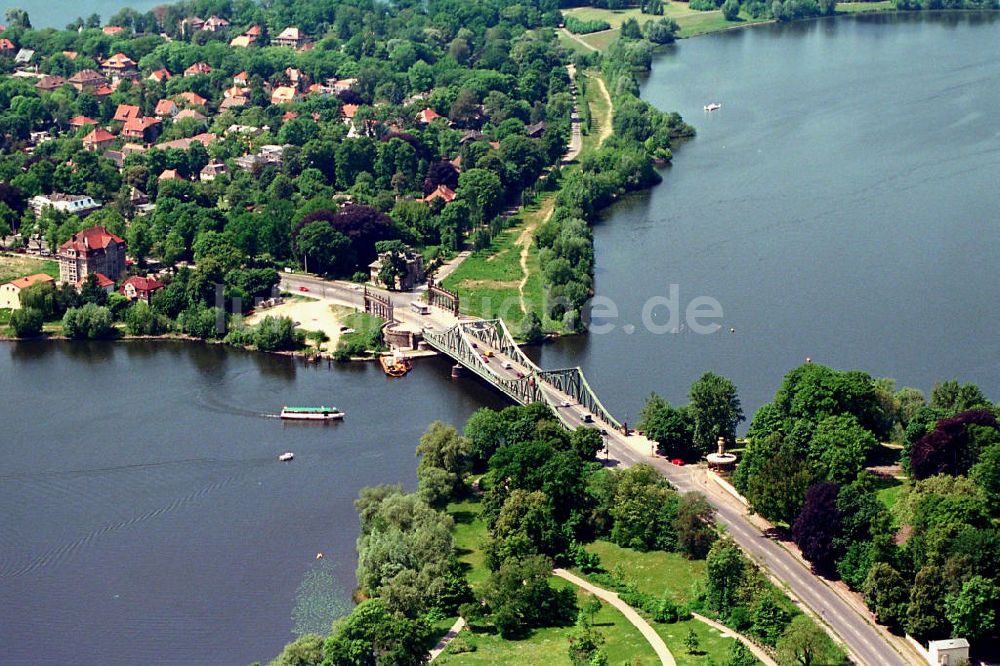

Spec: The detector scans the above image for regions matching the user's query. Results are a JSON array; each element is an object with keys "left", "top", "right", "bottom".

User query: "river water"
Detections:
[
  {"left": 538, "top": 12, "right": 1000, "bottom": 424},
  {"left": 2, "top": 11, "right": 999, "bottom": 666}
]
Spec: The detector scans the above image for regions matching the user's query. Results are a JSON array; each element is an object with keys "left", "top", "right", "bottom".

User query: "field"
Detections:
[
  {"left": 441, "top": 498, "right": 661, "bottom": 664},
  {"left": 334, "top": 311, "right": 385, "bottom": 357},
  {"left": 0, "top": 253, "right": 59, "bottom": 283},
  {"left": 837, "top": 1, "right": 893, "bottom": 11}
]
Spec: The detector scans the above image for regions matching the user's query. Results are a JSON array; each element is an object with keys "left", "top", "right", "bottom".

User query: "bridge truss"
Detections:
[{"left": 423, "top": 319, "right": 622, "bottom": 432}]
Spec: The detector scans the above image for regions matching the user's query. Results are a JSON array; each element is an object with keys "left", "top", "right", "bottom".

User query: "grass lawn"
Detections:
[
  {"left": 875, "top": 476, "right": 907, "bottom": 527},
  {"left": 0, "top": 308, "right": 11, "bottom": 326},
  {"left": 564, "top": 4, "right": 771, "bottom": 45},
  {"left": 448, "top": 498, "right": 491, "bottom": 590},
  {"left": 579, "top": 70, "right": 613, "bottom": 158},
  {"left": 579, "top": 541, "right": 766, "bottom": 665},
  {"left": 0, "top": 253, "right": 59, "bottom": 283},
  {"left": 837, "top": 1, "right": 893, "bottom": 11},
  {"left": 334, "top": 311, "right": 384, "bottom": 356}
]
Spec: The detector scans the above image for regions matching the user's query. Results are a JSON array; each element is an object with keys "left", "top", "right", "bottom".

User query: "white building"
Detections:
[
  {"left": 30, "top": 193, "right": 101, "bottom": 218},
  {"left": 927, "top": 639, "right": 969, "bottom": 666},
  {"left": 0, "top": 273, "right": 54, "bottom": 309}
]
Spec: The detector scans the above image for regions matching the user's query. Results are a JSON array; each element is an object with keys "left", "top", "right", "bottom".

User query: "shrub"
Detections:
[
  {"left": 9, "top": 306, "right": 43, "bottom": 338},
  {"left": 564, "top": 16, "right": 612, "bottom": 34},
  {"left": 62, "top": 304, "right": 115, "bottom": 339}
]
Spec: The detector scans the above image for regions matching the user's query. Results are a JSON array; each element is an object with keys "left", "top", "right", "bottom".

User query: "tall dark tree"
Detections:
[
  {"left": 792, "top": 483, "right": 841, "bottom": 574},
  {"left": 910, "top": 410, "right": 999, "bottom": 480},
  {"left": 688, "top": 372, "right": 744, "bottom": 455}
]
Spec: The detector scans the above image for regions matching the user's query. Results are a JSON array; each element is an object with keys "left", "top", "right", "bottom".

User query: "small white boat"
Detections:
[
  {"left": 704, "top": 102, "right": 722, "bottom": 112},
  {"left": 278, "top": 452, "right": 295, "bottom": 462},
  {"left": 280, "top": 406, "right": 344, "bottom": 421}
]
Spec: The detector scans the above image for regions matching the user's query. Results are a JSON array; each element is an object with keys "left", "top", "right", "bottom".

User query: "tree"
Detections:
[
  {"left": 749, "top": 593, "right": 791, "bottom": 646},
  {"left": 904, "top": 565, "right": 949, "bottom": 640},
  {"left": 62, "top": 304, "right": 115, "bottom": 339},
  {"left": 674, "top": 492, "right": 716, "bottom": 559},
  {"left": 722, "top": 0, "right": 741, "bottom": 20},
  {"left": 296, "top": 220, "right": 353, "bottom": 275},
  {"left": 609, "top": 464, "right": 679, "bottom": 551},
  {"left": 456, "top": 169, "right": 503, "bottom": 225},
  {"left": 78, "top": 273, "right": 109, "bottom": 306},
  {"left": 742, "top": 434, "right": 813, "bottom": 524},
  {"left": 269, "top": 633, "right": 324, "bottom": 666},
  {"left": 323, "top": 598, "right": 431, "bottom": 666},
  {"left": 724, "top": 642, "right": 757, "bottom": 666},
  {"left": 862, "top": 563, "right": 908, "bottom": 630},
  {"left": 910, "top": 410, "right": 999, "bottom": 480},
  {"left": 9, "top": 307, "right": 43, "bottom": 338},
  {"left": 705, "top": 538, "right": 747, "bottom": 614},
  {"left": 683, "top": 627, "right": 700, "bottom": 654},
  {"left": 792, "top": 483, "right": 842, "bottom": 573},
  {"left": 518, "top": 311, "right": 544, "bottom": 344},
  {"left": 689, "top": 372, "right": 744, "bottom": 456},
  {"left": 776, "top": 616, "right": 842, "bottom": 666},
  {"left": 944, "top": 575, "right": 999, "bottom": 641},
  {"left": 971, "top": 442, "right": 1000, "bottom": 508},
  {"left": 639, "top": 394, "right": 694, "bottom": 458},
  {"left": 773, "top": 364, "right": 886, "bottom": 439},
  {"left": 124, "top": 301, "right": 167, "bottom": 336},
  {"left": 478, "top": 555, "right": 577, "bottom": 639},
  {"left": 930, "top": 380, "right": 989, "bottom": 413}
]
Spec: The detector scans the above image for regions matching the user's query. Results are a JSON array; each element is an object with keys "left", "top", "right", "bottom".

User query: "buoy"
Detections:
[
  {"left": 806, "top": 357, "right": 812, "bottom": 363},
  {"left": 729, "top": 327, "right": 735, "bottom": 333},
  {"left": 316, "top": 552, "right": 324, "bottom": 560}
]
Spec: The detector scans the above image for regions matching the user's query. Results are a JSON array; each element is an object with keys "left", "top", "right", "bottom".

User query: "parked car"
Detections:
[
  {"left": 299, "top": 286, "right": 309, "bottom": 292},
  {"left": 671, "top": 458, "right": 685, "bottom": 466}
]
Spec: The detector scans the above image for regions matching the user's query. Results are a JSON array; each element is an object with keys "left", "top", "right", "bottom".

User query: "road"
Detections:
[{"left": 453, "top": 336, "right": 911, "bottom": 666}]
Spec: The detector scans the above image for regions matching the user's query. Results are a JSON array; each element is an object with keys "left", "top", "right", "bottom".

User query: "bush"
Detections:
[
  {"left": 564, "top": 16, "right": 612, "bottom": 34},
  {"left": 124, "top": 301, "right": 169, "bottom": 336},
  {"left": 9, "top": 307, "right": 43, "bottom": 338}
]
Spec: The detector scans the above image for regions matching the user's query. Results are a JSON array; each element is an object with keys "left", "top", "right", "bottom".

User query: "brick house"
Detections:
[
  {"left": 119, "top": 275, "right": 164, "bottom": 303},
  {"left": 57, "top": 226, "right": 127, "bottom": 284}
]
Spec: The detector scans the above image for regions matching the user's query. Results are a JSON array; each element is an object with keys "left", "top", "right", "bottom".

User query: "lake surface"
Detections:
[
  {"left": 538, "top": 12, "right": 1000, "bottom": 424},
  {"left": 0, "top": 342, "right": 506, "bottom": 665},
  {"left": 0, "top": 0, "right": 163, "bottom": 30},
  {"left": 2, "top": 11, "right": 999, "bottom": 666}
]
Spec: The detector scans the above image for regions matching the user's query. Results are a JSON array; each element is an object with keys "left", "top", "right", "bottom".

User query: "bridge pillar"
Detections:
[{"left": 450, "top": 364, "right": 463, "bottom": 378}]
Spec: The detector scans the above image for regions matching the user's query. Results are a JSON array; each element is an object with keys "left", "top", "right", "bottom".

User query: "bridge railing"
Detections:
[{"left": 537, "top": 367, "right": 622, "bottom": 432}]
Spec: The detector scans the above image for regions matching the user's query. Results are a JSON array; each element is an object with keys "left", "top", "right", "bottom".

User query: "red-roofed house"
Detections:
[
  {"left": 159, "top": 169, "right": 180, "bottom": 182},
  {"left": 113, "top": 104, "right": 141, "bottom": 123},
  {"left": 416, "top": 108, "right": 442, "bottom": 125},
  {"left": 0, "top": 273, "right": 55, "bottom": 310},
  {"left": 93, "top": 84, "right": 114, "bottom": 98},
  {"left": 233, "top": 71, "right": 249, "bottom": 87},
  {"left": 102, "top": 26, "right": 124, "bottom": 35},
  {"left": 119, "top": 275, "right": 165, "bottom": 303},
  {"left": 341, "top": 104, "right": 359, "bottom": 121},
  {"left": 420, "top": 184, "right": 457, "bottom": 204},
  {"left": 184, "top": 62, "right": 212, "bottom": 77},
  {"left": 82, "top": 127, "right": 116, "bottom": 152},
  {"left": 154, "top": 99, "right": 178, "bottom": 118},
  {"left": 0, "top": 38, "right": 15, "bottom": 55},
  {"left": 121, "top": 117, "right": 161, "bottom": 142},
  {"left": 75, "top": 272, "right": 115, "bottom": 293},
  {"left": 58, "top": 226, "right": 127, "bottom": 284},
  {"left": 101, "top": 52, "right": 138, "bottom": 79},
  {"left": 175, "top": 109, "right": 207, "bottom": 122},
  {"left": 69, "top": 115, "right": 98, "bottom": 129},
  {"left": 148, "top": 68, "right": 171, "bottom": 83},
  {"left": 62, "top": 50, "right": 78, "bottom": 60},
  {"left": 175, "top": 91, "right": 207, "bottom": 107},
  {"left": 223, "top": 85, "right": 245, "bottom": 99}
]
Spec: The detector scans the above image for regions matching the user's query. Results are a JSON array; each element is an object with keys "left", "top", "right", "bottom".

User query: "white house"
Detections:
[
  {"left": 30, "top": 193, "right": 101, "bottom": 218},
  {"left": 0, "top": 273, "right": 54, "bottom": 309}
]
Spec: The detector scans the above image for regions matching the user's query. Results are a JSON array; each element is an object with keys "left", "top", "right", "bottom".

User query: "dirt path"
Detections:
[
  {"left": 560, "top": 27, "right": 601, "bottom": 52},
  {"left": 246, "top": 299, "right": 350, "bottom": 351},
  {"left": 515, "top": 196, "right": 555, "bottom": 314},
  {"left": 594, "top": 75, "right": 613, "bottom": 146},
  {"left": 554, "top": 568, "right": 675, "bottom": 666}
]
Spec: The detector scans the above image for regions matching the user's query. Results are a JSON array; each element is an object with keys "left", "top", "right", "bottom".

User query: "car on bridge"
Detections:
[{"left": 583, "top": 413, "right": 593, "bottom": 423}]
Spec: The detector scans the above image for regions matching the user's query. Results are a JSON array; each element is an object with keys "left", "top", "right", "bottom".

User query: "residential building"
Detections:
[
  {"left": 119, "top": 275, "right": 164, "bottom": 303},
  {"left": 203, "top": 16, "right": 230, "bottom": 32},
  {"left": 82, "top": 127, "right": 116, "bottom": 152},
  {"left": 101, "top": 52, "right": 138, "bottom": 79},
  {"left": 174, "top": 109, "right": 206, "bottom": 122},
  {"left": 270, "top": 85, "right": 299, "bottom": 105},
  {"left": 229, "top": 34, "right": 253, "bottom": 48},
  {"left": 113, "top": 103, "right": 141, "bottom": 123},
  {"left": 159, "top": 169, "right": 181, "bottom": 182},
  {"left": 69, "top": 115, "right": 97, "bottom": 129},
  {"left": 156, "top": 132, "right": 217, "bottom": 151},
  {"left": 175, "top": 91, "right": 207, "bottom": 107},
  {"left": 102, "top": 25, "right": 124, "bottom": 35},
  {"left": 416, "top": 108, "right": 442, "bottom": 125},
  {"left": 148, "top": 68, "right": 171, "bottom": 83},
  {"left": 35, "top": 75, "right": 67, "bottom": 92},
  {"left": 272, "top": 26, "right": 305, "bottom": 48},
  {"left": 0, "top": 38, "right": 14, "bottom": 55},
  {"left": 180, "top": 16, "right": 205, "bottom": 33},
  {"left": 368, "top": 248, "right": 425, "bottom": 291},
  {"left": 68, "top": 69, "right": 107, "bottom": 92},
  {"left": 31, "top": 193, "right": 101, "bottom": 218},
  {"left": 330, "top": 77, "right": 357, "bottom": 92},
  {"left": 154, "top": 99, "right": 178, "bottom": 118},
  {"left": 526, "top": 121, "right": 546, "bottom": 138},
  {"left": 76, "top": 272, "right": 114, "bottom": 293},
  {"left": 57, "top": 226, "right": 126, "bottom": 284},
  {"left": 121, "top": 116, "right": 161, "bottom": 142},
  {"left": 184, "top": 62, "right": 212, "bottom": 77},
  {"left": 14, "top": 48, "right": 34, "bottom": 65},
  {"left": 200, "top": 161, "right": 228, "bottom": 182},
  {"left": 420, "top": 184, "right": 457, "bottom": 204},
  {"left": 233, "top": 71, "right": 249, "bottom": 87},
  {"left": 0, "top": 273, "right": 54, "bottom": 309},
  {"left": 219, "top": 96, "right": 247, "bottom": 111}
]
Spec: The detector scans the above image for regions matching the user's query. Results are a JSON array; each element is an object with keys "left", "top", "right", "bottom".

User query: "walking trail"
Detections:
[
  {"left": 427, "top": 617, "right": 466, "bottom": 662},
  {"left": 554, "top": 568, "right": 675, "bottom": 666},
  {"left": 515, "top": 196, "right": 554, "bottom": 314}
]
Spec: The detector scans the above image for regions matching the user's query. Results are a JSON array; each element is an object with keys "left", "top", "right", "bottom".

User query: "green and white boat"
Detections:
[{"left": 280, "top": 406, "right": 344, "bottom": 421}]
